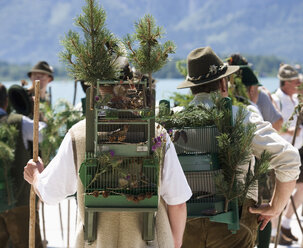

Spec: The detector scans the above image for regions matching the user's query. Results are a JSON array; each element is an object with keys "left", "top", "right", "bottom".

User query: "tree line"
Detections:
[{"left": 0, "top": 54, "right": 295, "bottom": 82}]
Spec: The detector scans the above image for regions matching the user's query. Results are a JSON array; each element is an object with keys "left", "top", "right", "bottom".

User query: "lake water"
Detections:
[{"left": 2, "top": 77, "right": 279, "bottom": 107}]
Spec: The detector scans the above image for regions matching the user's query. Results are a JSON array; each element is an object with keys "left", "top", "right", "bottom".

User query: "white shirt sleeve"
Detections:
[
  {"left": 22, "top": 116, "right": 47, "bottom": 149},
  {"left": 160, "top": 134, "right": 192, "bottom": 205},
  {"left": 245, "top": 109, "right": 301, "bottom": 183},
  {"left": 36, "top": 132, "right": 77, "bottom": 205}
]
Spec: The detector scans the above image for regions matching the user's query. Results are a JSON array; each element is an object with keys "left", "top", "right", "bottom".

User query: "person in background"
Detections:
[
  {"left": 28, "top": 61, "right": 54, "bottom": 103},
  {"left": 227, "top": 54, "right": 283, "bottom": 131},
  {"left": 0, "top": 83, "right": 46, "bottom": 247},
  {"left": 228, "top": 55, "right": 284, "bottom": 247},
  {"left": 237, "top": 65, "right": 277, "bottom": 248},
  {"left": 237, "top": 65, "right": 263, "bottom": 117},
  {"left": 271, "top": 64, "right": 303, "bottom": 245},
  {"left": 178, "top": 47, "right": 300, "bottom": 248}
]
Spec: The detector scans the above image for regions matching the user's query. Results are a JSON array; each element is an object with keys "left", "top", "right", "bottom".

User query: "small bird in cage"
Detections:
[{"left": 108, "top": 125, "right": 129, "bottom": 142}]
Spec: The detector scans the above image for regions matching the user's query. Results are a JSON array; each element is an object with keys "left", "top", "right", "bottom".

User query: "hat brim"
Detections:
[
  {"left": 177, "top": 65, "right": 239, "bottom": 89},
  {"left": 28, "top": 69, "right": 54, "bottom": 80},
  {"left": 277, "top": 75, "right": 299, "bottom": 81}
]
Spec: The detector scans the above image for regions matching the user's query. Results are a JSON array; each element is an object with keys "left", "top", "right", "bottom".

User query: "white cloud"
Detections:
[
  {"left": 49, "top": 2, "right": 72, "bottom": 26},
  {"left": 205, "top": 32, "right": 229, "bottom": 45}
]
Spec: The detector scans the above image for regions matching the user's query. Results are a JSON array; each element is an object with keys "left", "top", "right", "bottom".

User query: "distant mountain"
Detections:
[{"left": 1, "top": 0, "right": 303, "bottom": 66}]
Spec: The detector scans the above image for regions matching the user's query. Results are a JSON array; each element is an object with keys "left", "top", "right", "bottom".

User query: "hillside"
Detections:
[{"left": 0, "top": 0, "right": 303, "bottom": 66}]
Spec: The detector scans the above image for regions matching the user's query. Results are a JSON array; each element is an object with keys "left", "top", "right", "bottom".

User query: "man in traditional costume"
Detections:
[
  {"left": 178, "top": 47, "right": 300, "bottom": 248},
  {"left": 24, "top": 81, "right": 192, "bottom": 248},
  {"left": 28, "top": 61, "right": 54, "bottom": 103},
  {"left": 271, "top": 64, "right": 303, "bottom": 245}
]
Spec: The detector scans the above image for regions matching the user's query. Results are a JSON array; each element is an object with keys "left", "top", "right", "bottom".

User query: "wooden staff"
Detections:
[
  {"left": 29, "top": 80, "right": 40, "bottom": 248},
  {"left": 73, "top": 80, "right": 77, "bottom": 106},
  {"left": 59, "top": 203, "right": 64, "bottom": 241},
  {"left": 67, "top": 199, "right": 70, "bottom": 248}
]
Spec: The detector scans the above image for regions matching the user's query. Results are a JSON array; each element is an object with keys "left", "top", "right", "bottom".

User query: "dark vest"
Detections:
[{"left": 0, "top": 113, "right": 31, "bottom": 209}]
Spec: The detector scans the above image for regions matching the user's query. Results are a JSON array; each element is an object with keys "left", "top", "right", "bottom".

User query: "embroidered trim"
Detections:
[{"left": 186, "top": 64, "right": 227, "bottom": 83}]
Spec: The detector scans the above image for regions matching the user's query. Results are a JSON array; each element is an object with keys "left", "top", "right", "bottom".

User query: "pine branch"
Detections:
[{"left": 60, "top": 0, "right": 122, "bottom": 83}]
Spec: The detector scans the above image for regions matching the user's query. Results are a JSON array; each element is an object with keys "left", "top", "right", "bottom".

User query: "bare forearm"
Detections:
[
  {"left": 272, "top": 117, "right": 283, "bottom": 131},
  {"left": 167, "top": 203, "right": 187, "bottom": 248},
  {"left": 270, "top": 179, "right": 296, "bottom": 215},
  {"left": 249, "top": 179, "right": 296, "bottom": 230}
]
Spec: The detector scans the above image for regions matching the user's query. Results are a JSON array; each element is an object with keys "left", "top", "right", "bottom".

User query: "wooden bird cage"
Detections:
[{"left": 79, "top": 80, "right": 159, "bottom": 242}]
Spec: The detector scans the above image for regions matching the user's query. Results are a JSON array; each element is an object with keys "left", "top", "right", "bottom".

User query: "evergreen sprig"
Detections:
[
  {"left": 157, "top": 93, "right": 227, "bottom": 129},
  {"left": 175, "top": 59, "right": 187, "bottom": 77},
  {"left": 60, "top": 0, "right": 123, "bottom": 84},
  {"left": 124, "top": 14, "right": 175, "bottom": 108},
  {"left": 0, "top": 122, "right": 18, "bottom": 207},
  {"left": 215, "top": 106, "right": 256, "bottom": 210},
  {"left": 0, "top": 123, "right": 18, "bottom": 162},
  {"left": 40, "top": 100, "right": 84, "bottom": 164},
  {"left": 124, "top": 14, "right": 175, "bottom": 76}
]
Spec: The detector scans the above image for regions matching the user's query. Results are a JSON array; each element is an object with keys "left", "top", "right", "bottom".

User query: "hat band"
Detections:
[{"left": 187, "top": 64, "right": 227, "bottom": 84}]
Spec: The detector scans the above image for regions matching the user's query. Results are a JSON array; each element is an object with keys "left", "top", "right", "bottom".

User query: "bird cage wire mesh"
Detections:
[
  {"left": 79, "top": 79, "right": 159, "bottom": 242},
  {"left": 172, "top": 99, "right": 239, "bottom": 233}
]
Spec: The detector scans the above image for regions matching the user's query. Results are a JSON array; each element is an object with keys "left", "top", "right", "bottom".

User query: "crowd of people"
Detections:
[
  {"left": 0, "top": 61, "right": 52, "bottom": 247},
  {"left": 1, "top": 47, "right": 303, "bottom": 248}
]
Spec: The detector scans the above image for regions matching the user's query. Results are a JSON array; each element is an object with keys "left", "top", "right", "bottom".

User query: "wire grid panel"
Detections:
[
  {"left": 185, "top": 169, "right": 222, "bottom": 203},
  {"left": 97, "top": 123, "right": 148, "bottom": 144},
  {"left": 85, "top": 156, "right": 158, "bottom": 196},
  {"left": 174, "top": 126, "right": 219, "bottom": 155}
]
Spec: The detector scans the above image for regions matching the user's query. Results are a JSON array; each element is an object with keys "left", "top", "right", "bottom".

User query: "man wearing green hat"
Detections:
[
  {"left": 178, "top": 47, "right": 300, "bottom": 248},
  {"left": 28, "top": 61, "right": 54, "bottom": 102}
]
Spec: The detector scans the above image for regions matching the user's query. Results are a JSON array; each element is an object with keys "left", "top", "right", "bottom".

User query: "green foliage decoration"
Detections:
[
  {"left": 286, "top": 83, "right": 303, "bottom": 143},
  {"left": 157, "top": 93, "right": 271, "bottom": 210},
  {"left": 175, "top": 59, "right": 187, "bottom": 77},
  {"left": 169, "top": 92, "right": 194, "bottom": 108},
  {"left": 59, "top": 0, "right": 123, "bottom": 84},
  {"left": 123, "top": 14, "right": 176, "bottom": 105},
  {"left": 228, "top": 73, "right": 250, "bottom": 106},
  {"left": 0, "top": 122, "right": 18, "bottom": 207},
  {"left": 40, "top": 100, "right": 84, "bottom": 165}
]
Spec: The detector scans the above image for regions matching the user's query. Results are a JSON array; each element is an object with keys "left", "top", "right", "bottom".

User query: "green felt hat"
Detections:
[
  {"left": 240, "top": 66, "right": 261, "bottom": 86},
  {"left": 177, "top": 47, "right": 239, "bottom": 89}
]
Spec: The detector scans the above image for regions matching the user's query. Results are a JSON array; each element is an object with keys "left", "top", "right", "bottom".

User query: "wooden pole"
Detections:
[
  {"left": 59, "top": 203, "right": 64, "bottom": 241},
  {"left": 29, "top": 80, "right": 40, "bottom": 248},
  {"left": 73, "top": 80, "right": 77, "bottom": 106},
  {"left": 41, "top": 202, "right": 47, "bottom": 248},
  {"left": 67, "top": 199, "right": 70, "bottom": 248}
]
